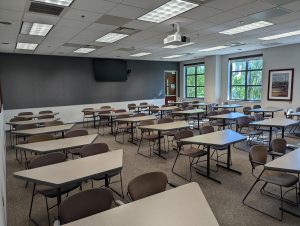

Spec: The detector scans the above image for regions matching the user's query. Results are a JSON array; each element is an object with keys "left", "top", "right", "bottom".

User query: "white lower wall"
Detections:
[
  {"left": 4, "top": 98, "right": 165, "bottom": 130},
  {"left": 0, "top": 108, "right": 6, "bottom": 226}
]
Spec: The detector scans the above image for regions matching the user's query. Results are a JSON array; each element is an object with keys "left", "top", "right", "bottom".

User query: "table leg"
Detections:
[
  {"left": 269, "top": 126, "right": 273, "bottom": 147},
  {"left": 93, "top": 113, "right": 96, "bottom": 128},
  {"left": 110, "top": 116, "right": 114, "bottom": 134},
  {"left": 234, "top": 108, "right": 236, "bottom": 112},
  {"left": 105, "top": 175, "right": 109, "bottom": 187},
  {"left": 206, "top": 105, "right": 208, "bottom": 115},
  {"left": 272, "top": 112, "right": 274, "bottom": 118},
  {"left": 263, "top": 112, "right": 265, "bottom": 118},
  {"left": 57, "top": 187, "right": 62, "bottom": 206},
  {"left": 197, "top": 113, "right": 200, "bottom": 130},
  {"left": 160, "top": 111, "right": 163, "bottom": 118},
  {"left": 216, "top": 146, "right": 242, "bottom": 175},
  {"left": 62, "top": 131, "right": 65, "bottom": 138},
  {"left": 223, "top": 119, "right": 226, "bottom": 130},
  {"left": 153, "top": 131, "right": 167, "bottom": 160},
  {"left": 281, "top": 127, "right": 285, "bottom": 138}
]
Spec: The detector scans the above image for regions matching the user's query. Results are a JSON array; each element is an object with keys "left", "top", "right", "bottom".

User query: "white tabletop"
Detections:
[
  {"left": 139, "top": 121, "right": 190, "bottom": 131},
  {"left": 116, "top": 115, "right": 156, "bottom": 123},
  {"left": 7, "top": 118, "right": 60, "bottom": 126},
  {"left": 265, "top": 147, "right": 300, "bottom": 173},
  {"left": 250, "top": 118, "right": 299, "bottom": 127},
  {"left": 249, "top": 107, "right": 283, "bottom": 113},
  {"left": 98, "top": 112, "right": 132, "bottom": 117},
  {"left": 63, "top": 182, "right": 219, "bottom": 226},
  {"left": 181, "top": 129, "right": 246, "bottom": 146},
  {"left": 12, "top": 124, "right": 74, "bottom": 136},
  {"left": 214, "top": 104, "right": 242, "bottom": 109},
  {"left": 135, "top": 104, "right": 154, "bottom": 108},
  {"left": 82, "top": 108, "right": 114, "bottom": 113},
  {"left": 172, "top": 109, "right": 206, "bottom": 115},
  {"left": 15, "top": 134, "right": 98, "bottom": 153},
  {"left": 190, "top": 102, "right": 211, "bottom": 106},
  {"left": 208, "top": 112, "right": 246, "bottom": 120},
  {"left": 14, "top": 149, "right": 123, "bottom": 187},
  {"left": 157, "top": 106, "right": 178, "bottom": 111}
]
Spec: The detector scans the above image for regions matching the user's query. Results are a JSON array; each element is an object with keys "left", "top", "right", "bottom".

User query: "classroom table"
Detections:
[
  {"left": 6, "top": 118, "right": 60, "bottom": 126},
  {"left": 14, "top": 149, "right": 123, "bottom": 207},
  {"left": 134, "top": 104, "right": 154, "bottom": 114},
  {"left": 172, "top": 109, "right": 206, "bottom": 129},
  {"left": 169, "top": 101, "right": 192, "bottom": 107},
  {"left": 82, "top": 108, "right": 114, "bottom": 127},
  {"left": 180, "top": 129, "right": 246, "bottom": 184},
  {"left": 17, "top": 112, "right": 59, "bottom": 119},
  {"left": 250, "top": 118, "right": 299, "bottom": 146},
  {"left": 98, "top": 112, "right": 132, "bottom": 134},
  {"left": 190, "top": 102, "right": 211, "bottom": 114},
  {"left": 139, "top": 121, "right": 190, "bottom": 159},
  {"left": 115, "top": 115, "right": 156, "bottom": 144},
  {"left": 62, "top": 182, "right": 219, "bottom": 226},
  {"left": 264, "top": 148, "right": 300, "bottom": 218},
  {"left": 214, "top": 104, "right": 242, "bottom": 112},
  {"left": 156, "top": 106, "right": 178, "bottom": 118},
  {"left": 208, "top": 112, "right": 246, "bottom": 131},
  {"left": 15, "top": 134, "right": 98, "bottom": 155},
  {"left": 249, "top": 107, "right": 283, "bottom": 118}
]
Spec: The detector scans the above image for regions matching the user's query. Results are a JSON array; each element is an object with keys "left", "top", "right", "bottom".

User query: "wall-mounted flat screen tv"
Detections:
[{"left": 93, "top": 59, "right": 128, "bottom": 81}]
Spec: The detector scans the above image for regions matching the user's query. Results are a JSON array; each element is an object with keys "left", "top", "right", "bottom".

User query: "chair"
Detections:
[
  {"left": 172, "top": 130, "right": 208, "bottom": 181},
  {"left": 192, "top": 100, "right": 200, "bottom": 104},
  {"left": 65, "top": 130, "right": 89, "bottom": 158},
  {"left": 236, "top": 116, "right": 263, "bottom": 145},
  {"left": 150, "top": 106, "right": 159, "bottom": 116},
  {"left": 18, "top": 112, "right": 33, "bottom": 116},
  {"left": 242, "top": 145, "right": 298, "bottom": 221},
  {"left": 39, "top": 110, "right": 53, "bottom": 114},
  {"left": 220, "top": 109, "right": 230, "bottom": 114},
  {"left": 28, "top": 152, "right": 81, "bottom": 226},
  {"left": 137, "top": 120, "right": 164, "bottom": 158},
  {"left": 134, "top": 112, "right": 146, "bottom": 117},
  {"left": 243, "top": 106, "right": 252, "bottom": 115},
  {"left": 269, "top": 138, "right": 287, "bottom": 160},
  {"left": 8, "top": 117, "right": 30, "bottom": 147},
  {"left": 114, "top": 109, "right": 127, "bottom": 113},
  {"left": 100, "top": 106, "right": 111, "bottom": 109},
  {"left": 37, "top": 115, "right": 54, "bottom": 119},
  {"left": 128, "top": 103, "right": 137, "bottom": 112},
  {"left": 82, "top": 108, "right": 94, "bottom": 127},
  {"left": 44, "top": 121, "right": 64, "bottom": 127},
  {"left": 55, "top": 188, "right": 113, "bottom": 225},
  {"left": 253, "top": 105, "right": 261, "bottom": 109},
  {"left": 158, "top": 117, "right": 176, "bottom": 151},
  {"left": 80, "top": 143, "right": 124, "bottom": 198},
  {"left": 114, "top": 115, "right": 132, "bottom": 144},
  {"left": 97, "top": 110, "right": 110, "bottom": 136}
]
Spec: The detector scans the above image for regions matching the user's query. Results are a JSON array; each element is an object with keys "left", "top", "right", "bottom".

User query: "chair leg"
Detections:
[
  {"left": 29, "top": 183, "right": 36, "bottom": 221},
  {"left": 45, "top": 197, "right": 51, "bottom": 226}
]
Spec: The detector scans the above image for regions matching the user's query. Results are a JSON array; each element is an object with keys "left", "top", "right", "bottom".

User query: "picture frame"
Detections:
[{"left": 267, "top": 68, "right": 294, "bottom": 101}]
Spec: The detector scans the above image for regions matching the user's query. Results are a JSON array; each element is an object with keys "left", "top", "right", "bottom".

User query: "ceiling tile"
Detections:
[
  {"left": 107, "top": 4, "right": 148, "bottom": 19},
  {"left": 23, "top": 12, "right": 60, "bottom": 25},
  {"left": 0, "top": 0, "right": 26, "bottom": 11},
  {"left": 123, "top": 20, "right": 154, "bottom": 30},
  {"left": 282, "top": 1, "right": 300, "bottom": 12},
  {"left": 180, "top": 6, "right": 222, "bottom": 20},
  {"left": 0, "top": 8, "right": 23, "bottom": 21},
  {"left": 120, "top": 0, "right": 170, "bottom": 10},
  {"left": 63, "top": 9, "right": 103, "bottom": 22},
  {"left": 17, "top": 34, "right": 44, "bottom": 44},
  {"left": 205, "top": 0, "right": 255, "bottom": 11},
  {"left": 71, "top": 0, "right": 117, "bottom": 14},
  {"left": 204, "top": 12, "right": 245, "bottom": 24},
  {"left": 229, "top": 1, "right": 276, "bottom": 17}
]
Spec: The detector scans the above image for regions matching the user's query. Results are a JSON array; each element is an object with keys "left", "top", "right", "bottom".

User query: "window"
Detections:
[
  {"left": 229, "top": 55, "right": 263, "bottom": 101},
  {"left": 185, "top": 64, "right": 205, "bottom": 98}
]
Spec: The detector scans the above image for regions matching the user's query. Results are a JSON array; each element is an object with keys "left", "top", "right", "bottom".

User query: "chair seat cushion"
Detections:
[
  {"left": 262, "top": 171, "right": 298, "bottom": 187},
  {"left": 211, "top": 145, "right": 228, "bottom": 150},
  {"left": 36, "top": 182, "right": 81, "bottom": 198},
  {"left": 143, "top": 134, "right": 163, "bottom": 141},
  {"left": 180, "top": 147, "right": 207, "bottom": 157},
  {"left": 68, "top": 148, "right": 81, "bottom": 155},
  {"left": 93, "top": 171, "right": 120, "bottom": 181},
  {"left": 269, "top": 151, "right": 284, "bottom": 157}
]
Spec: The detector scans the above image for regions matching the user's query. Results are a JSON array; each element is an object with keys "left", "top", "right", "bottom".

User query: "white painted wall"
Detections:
[
  {"left": 0, "top": 108, "right": 7, "bottom": 226},
  {"left": 4, "top": 98, "right": 165, "bottom": 130}
]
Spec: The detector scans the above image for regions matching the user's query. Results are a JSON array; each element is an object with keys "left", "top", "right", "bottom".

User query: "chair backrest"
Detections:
[
  {"left": 161, "top": 104, "right": 169, "bottom": 107},
  {"left": 134, "top": 113, "right": 146, "bottom": 117},
  {"left": 80, "top": 143, "right": 109, "bottom": 158},
  {"left": 39, "top": 110, "right": 53, "bottom": 114},
  {"left": 114, "top": 109, "right": 127, "bottom": 113},
  {"left": 37, "top": 115, "right": 54, "bottom": 119},
  {"left": 296, "top": 107, "right": 300, "bottom": 112},
  {"left": 200, "top": 125, "right": 214, "bottom": 134},
  {"left": 253, "top": 105, "right": 261, "bottom": 109},
  {"left": 15, "top": 124, "right": 37, "bottom": 131},
  {"left": 27, "top": 134, "right": 54, "bottom": 143},
  {"left": 83, "top": 108, "right": 93, "bottom": 115},
  {"left": 58, "top": 188, "right": 113, "bottom": 224},
  {"left": 65, "top": 129, "right": 88, "bottom": 138},
  {"left": 140, "top": 102, "right": 148, "bottom": 106},
  {"left": 249, "top": 145, "right": 267, "bottom": 169},
  {"left": 28, "top": 152, "right": 66, "bottom": 169},
  {"left": 254, "top": 113, "right": 263, "bottom": 121},
  {"left": 10, "top": 117, "right": 30, "bottom": 122},
  {"left": 208, "top": 111, "right": 219, "bottom": 116},
  {"left": 128, "top": 172, "right": 168, "bottom": 201},
  {"left": 192, "top": 100, "right": 199, "bottom": 104},
  {"left": 185, "top": 106, "right": 194, "bottom": 110},
  {"left": 100, "top": 106, "right": 111, "bottom": 109},
  {"left": 157, "top": 117, "right": 173, "bottom": 124},
  {"left": 174, "top": 130, "right": 193, "bottom": 140},
  {"left": 128, "top": 103, "right": 136, "bottom": 110},
  {"left": 243, "top": 106, "right": 252, "bottom": 115},
  {"left": 139, "top": 120, "right": 155, "bottom": 127},
  {"left": 18, "top": 112, "right": 33, "bottom": 116},
  {"left": 271, "top": 138, "right": 287, "bottom": 154},
  {"left": 44, "top": 121, "right": 64, "bottom": 127},
  {"left": 237, "top": 116, "right": 251, "bottom": 126},
  {"left": 150, "top": 106, "right": 159, "bottom": 113},
  {"left": 220, "top": 109, "right": 230, "bottom": 114}
]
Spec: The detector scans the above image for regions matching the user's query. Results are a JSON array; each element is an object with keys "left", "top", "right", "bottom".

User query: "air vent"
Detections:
[
  {"left": 0, "top": 21, "right": 11, "bottom": 25},
  {"left": 250, "top": 7, "right": 291, "bottom": 20},
  {"left": 115, "top": 27, "right": 140, "bottom": 35},
  {"left": 29, "top": 2, "right": 64, "bottom": 16},
  {"left": 261, "top": 42, "right": 282, "bottom": 46},
  {"left": 63, "top": 43, "right": 102, "bottom": 49}
]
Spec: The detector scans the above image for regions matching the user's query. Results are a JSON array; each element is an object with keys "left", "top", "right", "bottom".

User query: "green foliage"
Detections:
[{"left": 185, "top": 65, "right": 205, "bottom": 98}]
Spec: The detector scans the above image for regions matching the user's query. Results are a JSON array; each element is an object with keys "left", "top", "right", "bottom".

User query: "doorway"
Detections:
[{"left": 164, "top": 71, "right": 177, "bottom": 105}]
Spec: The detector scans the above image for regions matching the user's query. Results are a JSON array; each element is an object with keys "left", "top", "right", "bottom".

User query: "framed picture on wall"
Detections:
[{"left": 268, "top": 68, "right": 294, "bottom": 101}]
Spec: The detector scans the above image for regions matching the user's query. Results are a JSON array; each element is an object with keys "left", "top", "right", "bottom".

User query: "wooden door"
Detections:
[{"left": 164, "top": 71, "right": 177, "bottom": 105}]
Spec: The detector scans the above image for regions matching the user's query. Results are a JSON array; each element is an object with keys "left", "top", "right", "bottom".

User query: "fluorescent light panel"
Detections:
[
  {"left": 74, "top": 48, "right": 95, "bottom": 53},
  {"left": 21, "top": 22, "right": 53, "bottom": 36},
  {"left": 162, "top": 54, "right": 185, "bottom": 59},
  {"left": 199, "top": 46, "right": 229, "bottom": 52},
  {"left": 219, "top": 21, "right": 273, "bottom": 35},
  {"left": 96, "top": 33, "right": 128, "bottom": 43},
  {"left": 130, "top": 52, "right": 152, "bottom": 57},
  {"left": 163, "top": 42, "right": 194, "bottom": 49},
  {"left": 259, "top": 30, "right": 300, "bottom": 40},
  {"left": 33, "top": 0, "right": 73, "bottom": 6},
  {"left": 16, "top": 42, "right": 38, "bottom": 50},
  {"left": 138, "top": 0, "right": 199, "bottom": 23}
]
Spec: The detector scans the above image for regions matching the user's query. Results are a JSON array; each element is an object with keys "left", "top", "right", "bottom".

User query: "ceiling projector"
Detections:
[{"left": 164, "top": 23, "right": 190, "bottom": 45}]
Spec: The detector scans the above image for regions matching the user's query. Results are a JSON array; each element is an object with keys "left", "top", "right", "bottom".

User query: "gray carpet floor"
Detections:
[{"left": 6, "top": 123, "right": 300, "bottom": 226}]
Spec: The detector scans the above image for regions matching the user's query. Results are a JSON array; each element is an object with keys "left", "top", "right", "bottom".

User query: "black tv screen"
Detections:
[{"left": 93, "top": 59, "right": 127, "bottom": 81}]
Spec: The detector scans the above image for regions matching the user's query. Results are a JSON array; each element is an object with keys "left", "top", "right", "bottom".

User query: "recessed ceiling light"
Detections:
[
  {"left": 21, "top": 22, "right": 53, "bottom": 36},
  {"left": 16, "top": 42, "right": 38, "bottom": 50},
  {"left": 199, "top": 46, "right": 229, "bottom": 52},
  {"left": 162, "top": 54, "right": 185, "bottom": 59},
  {"left": 219, "top": 21, "right": 273, "bottom": 35},
  {"left": 96, "top": 33, "right": 128, "bottom": 43},
  {"left": 0, "top": 21, "right": 11, "bottom": 25},
  {"left": 138, "top": 0, "right": 199, "bottom": 23},
  {"left": 74, "top": 48, "right": 95, "bottom": 54},
  {"left": 33, "top": 0, "right": 74, "bottom": 7},
  {"left": 163, "top": 42, "right": 195, "bottom": 49},
  {"left": 130, "top": 52, "right": 152, "bottom": 57},
  {"left": 259, "top": 30, "right": 300, "bottom": 40}
]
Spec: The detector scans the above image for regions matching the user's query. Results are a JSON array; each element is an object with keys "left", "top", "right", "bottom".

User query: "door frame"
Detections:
[{"left": 164, "top": 70, "right": 178, "bottom": 100}]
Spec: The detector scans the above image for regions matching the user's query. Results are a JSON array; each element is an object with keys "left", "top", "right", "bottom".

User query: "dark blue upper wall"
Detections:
[{"left": 0, "top": 53, "right": 179, "bottom": 109}]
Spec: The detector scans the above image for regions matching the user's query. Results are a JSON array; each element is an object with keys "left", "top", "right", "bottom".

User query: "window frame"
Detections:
[
  {"left": 184, "top": 63, "right": 205, "bottom": 98},
  {"left": 229, "top": 54, "right": 263, "bottom": 101}
]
